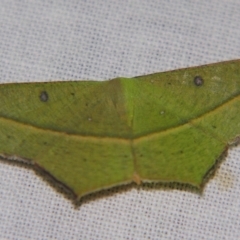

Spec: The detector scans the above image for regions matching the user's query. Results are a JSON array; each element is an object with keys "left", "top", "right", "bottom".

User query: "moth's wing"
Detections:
[
  {"left": 132, "top": 60, "right": 240, "bottom": 186},
  {"left": 0, "top": 80, "right": 135, "bottom": 198}
]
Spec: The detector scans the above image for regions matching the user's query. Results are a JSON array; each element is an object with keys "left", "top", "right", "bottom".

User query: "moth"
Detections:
[{"left": 0, "top": 60, "right": 240, "bottom": 200}]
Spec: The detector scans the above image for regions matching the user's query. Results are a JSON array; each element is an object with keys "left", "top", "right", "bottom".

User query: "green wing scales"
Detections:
[{"left": 1, "top": 60, "right": 240, "bottom": 199}]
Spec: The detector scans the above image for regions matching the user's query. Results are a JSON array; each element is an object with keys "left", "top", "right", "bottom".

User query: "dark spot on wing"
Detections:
[
  {"left": 40, "top": 91, "right": 48, "bottom": 102},
  {"left": 194, "top": 76, "right": 204, "bottom": 86}
]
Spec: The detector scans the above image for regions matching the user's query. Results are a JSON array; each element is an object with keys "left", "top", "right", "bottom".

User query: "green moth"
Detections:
[{"left": 0, "top": 60, "right": 240, "bottom": 199}]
